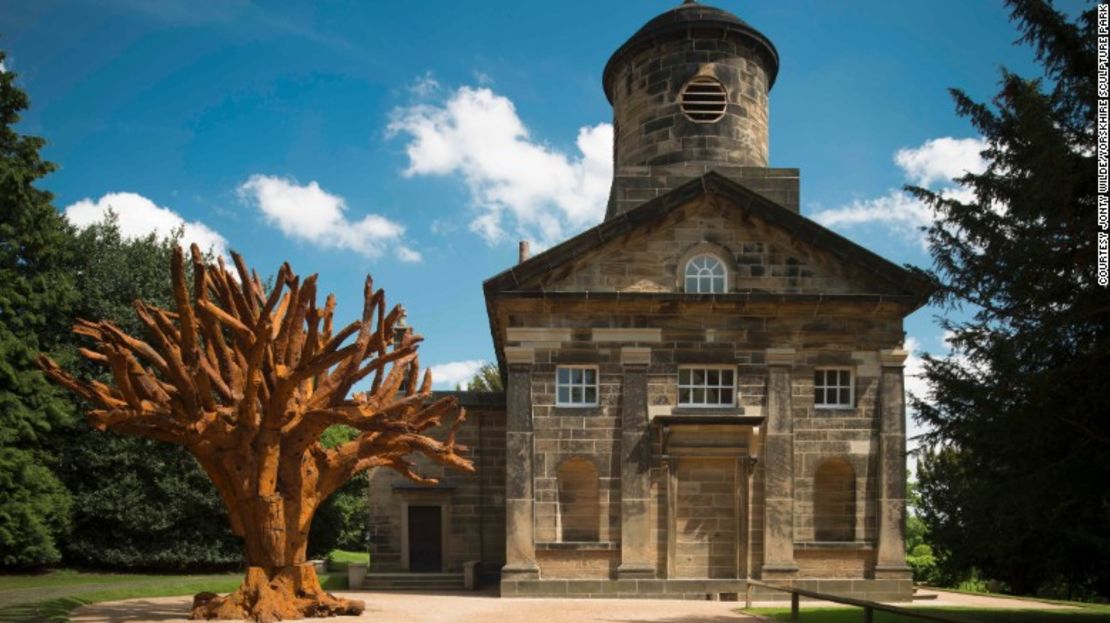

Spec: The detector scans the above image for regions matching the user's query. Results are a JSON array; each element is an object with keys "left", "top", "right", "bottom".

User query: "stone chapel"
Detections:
[{"left": 365, "top": 0, "right": 929, "bottom": 601}]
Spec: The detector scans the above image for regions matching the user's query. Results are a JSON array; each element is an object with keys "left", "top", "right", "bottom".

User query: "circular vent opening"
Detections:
[{"left": 680, "top": 77, "right": 728, "bottom": 123}]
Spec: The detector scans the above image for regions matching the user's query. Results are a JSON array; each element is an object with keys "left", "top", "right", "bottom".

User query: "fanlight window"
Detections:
[
  {"left": 680, "top": 76, "right": 728, "bottom": 123},
  {"left": 684, "top": 255, "right": 727, "bottom": 293}
]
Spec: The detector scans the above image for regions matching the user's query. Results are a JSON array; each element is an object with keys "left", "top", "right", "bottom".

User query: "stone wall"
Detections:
[
  {"left": 544, "top": 200, "right": 890, "bottom": 295},
  {"left": 366, "top": 401, "right": 506, "bottom": 576},
  {"left": 503, "top": 307, "right": 905, "bottom": 586},
  {"left": 795, "top": 547, "right": 876, "bottom": 578},
  {"left": 531, "top": 357, "right": 622, "bottom": 546},
  {"left": 608, "top": 164, "right": 800, "bottom": 217},
  {"left": 673, "top": 457, "right": 737, "bottom": 579},
  {"left": 607, "top": 35, "right": 771, "bottom": 171}
]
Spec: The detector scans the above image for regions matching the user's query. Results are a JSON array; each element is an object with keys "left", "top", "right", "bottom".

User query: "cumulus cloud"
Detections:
[
  {"left": 388, "top": 84, "right": 612, "bottom": 246},
  {"left": 812, "top": 190, "right": 934, "bottom": 241},
  {"left": 895, "top": 137, "right": 989, "bottom": 187},
  {"left": 238, "top": 174, "right": 420, "bottom": 262},
  {"left": 811, "top": 136, "right": 988, "bottom": 247},
  {"left": 428, "top": 359, "right": 486, "bottom": 389},
  {"left": 64, "top": 192, "right": 228, "bottom": 256}
]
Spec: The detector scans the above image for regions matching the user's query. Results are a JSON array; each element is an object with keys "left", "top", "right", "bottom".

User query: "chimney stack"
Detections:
[{"left": 518, "top": 240, "right": 531, "bottom": 264}]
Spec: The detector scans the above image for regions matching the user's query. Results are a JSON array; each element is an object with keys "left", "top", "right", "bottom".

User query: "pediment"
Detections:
[{"left": 484, "top": 173, "right": 929, "bottom": 299}]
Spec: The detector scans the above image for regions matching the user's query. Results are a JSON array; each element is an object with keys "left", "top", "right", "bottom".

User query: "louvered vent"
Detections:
[{"left": 680, "top": 77, "right": 728, "bottom": 123}]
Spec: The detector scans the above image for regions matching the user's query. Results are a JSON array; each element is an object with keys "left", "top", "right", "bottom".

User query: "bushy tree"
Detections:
[
  {"left": 905, "top": 477, "right": 938, "bottom": 584},
  {"left": 464, "top": 362, "right": 502, "bottom": 392},
  {"left": 0, "top": 50, "right": 77, "bottom": 568},
  {"left": 307, "top": 425, "right": 370, "bottom": 557},
  {"left": 53, "top": 216, "right": 242, "bottom": 570},
  {"left": 910, "top": 0, "right": 1109, "bottom": 598}
]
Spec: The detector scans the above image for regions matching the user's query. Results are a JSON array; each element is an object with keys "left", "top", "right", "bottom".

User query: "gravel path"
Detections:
[
  {"left": 70, "top": 587, "right": 1081, "bottom": 622},
  {"left": 70, "top": 590, "right": 752, "bottom": 623}
]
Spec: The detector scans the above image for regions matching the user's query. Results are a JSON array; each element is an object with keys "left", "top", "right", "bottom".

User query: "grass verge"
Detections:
[
  {"left": 325, "top": 549, "right": 369, "bottom": 573},
  {"left": 745, "top": 605, "right": 1110, "bottom": 623},
  {"left": 0, "top": 571, "right": 343, "bottom": 623}
]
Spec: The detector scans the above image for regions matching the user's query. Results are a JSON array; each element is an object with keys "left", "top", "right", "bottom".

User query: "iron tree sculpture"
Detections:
[{"left": 38, "top": 245, "right": 473, "bottom": 621}]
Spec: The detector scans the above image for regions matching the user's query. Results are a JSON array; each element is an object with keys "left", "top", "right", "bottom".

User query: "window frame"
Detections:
[
  {"left": 683, "top": 254, "right": 728, "bottom": 294},
  {"left": 814, "top": 367, "right": 855, "bottom": 409},
  {"left": 555, "top": 365, "right": 600, "bottom": 408},
  {"left": 677, "top": 365, "right": 737, "bottom": 408}
]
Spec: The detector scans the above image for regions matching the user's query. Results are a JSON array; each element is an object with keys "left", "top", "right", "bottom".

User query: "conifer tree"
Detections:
[
  {"left": 911, "top": 0, "right": 1109, "bottom": 597},
  {"left": 0, "top": 50, "right": 77, "bottom": 568}
]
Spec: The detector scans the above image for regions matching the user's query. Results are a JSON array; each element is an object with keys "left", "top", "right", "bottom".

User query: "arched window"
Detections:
[
  {"left": 557, "top": 458, "right": 600, "bottom": 542},
  {"left": 814, "top": 458, "right": 856, "bottom": 541},
  {"left": 684, "top": 255, "right": 727, "bottom": 293}
]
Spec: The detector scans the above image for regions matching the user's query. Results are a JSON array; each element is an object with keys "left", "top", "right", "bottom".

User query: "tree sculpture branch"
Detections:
[{"left": 38, "top": 244, "right": 474, "bottom": 622}]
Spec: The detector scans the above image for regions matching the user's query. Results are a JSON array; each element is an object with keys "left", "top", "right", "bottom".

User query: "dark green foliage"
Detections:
[
  {"left": 52, "top": 216, "right": 241, "bottom": 571},
  {"left": 56, "top": 434, "right": 241, "bottom": 571},
  {"left": 904, "top": 478, "right": 938, "bottom": 585},
  {"left": 910, "top": 1, "right": 1109, "bottom": 598},
  {"left": 464, "top": 362, "right": 502, "bottom": 392},
  {"left": 0, "top": 50, "right": 78, "bottom": 568},
  {"left": 308, "top": 426, "right": 369, "bottom": 558}
]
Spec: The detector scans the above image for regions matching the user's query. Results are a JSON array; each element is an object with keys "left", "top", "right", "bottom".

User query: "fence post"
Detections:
[
  {"left": 745, "top": 583, "right": 752, "bottom": 609},
  {"left": 790, "top": 592, "right": 799, "bottom": 620},
  {"left": 864, "top": 606, "right": 874, "bottom": 623}
]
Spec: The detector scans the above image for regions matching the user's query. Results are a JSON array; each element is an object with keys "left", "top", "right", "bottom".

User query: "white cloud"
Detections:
[
  {"left": 810, "top": 136, "right": 988, "bottom": 247},
  {"left": 895, "top": 137, "right": 988, "bottom": 186},
  {"left": 903, "top": 336, "right": 929, "bottom": 410},
  {"left": 428, "top": 359, "right": 486, "bottom": 390},
  {"left": 812, "top": 190, "right": 933, "bottom": 243},
  {"left": 64, "top": 192, "right": 228, "bottom": 257},
  {"left": 903, "top": 335, "right": 933, "bottom": 462},
  {"left": 389, "top": 84, "right": 613, "bottom": 246},
  {"left": 238, "top": 174, "right": 420, "bottom": 262}
]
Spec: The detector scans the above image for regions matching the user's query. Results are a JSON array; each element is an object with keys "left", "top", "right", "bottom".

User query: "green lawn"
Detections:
[
  {"left": 325, "top": 549, "right": 369, "bottom": 573},
  {"left": 0, "top": 570, "right": 344, "bottom": 623},
  {"left": 746, "top": 605, "right": 1110, "bottom": 623}
]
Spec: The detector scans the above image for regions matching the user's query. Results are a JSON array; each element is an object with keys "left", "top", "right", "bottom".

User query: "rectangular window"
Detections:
[
  {"left": 814, "top": 368, "right": 853, "bottom": 408},
  {"left": 677, "top": 366, "right": 736, "bottom": 407},
  {"left": 556, "top": 366, "right": 598, "bottom": 407}
]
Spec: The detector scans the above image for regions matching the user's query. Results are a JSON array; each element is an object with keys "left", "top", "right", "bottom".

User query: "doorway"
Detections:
[{"left": 407, "top": 505, "right": 443, "bottom": 572}]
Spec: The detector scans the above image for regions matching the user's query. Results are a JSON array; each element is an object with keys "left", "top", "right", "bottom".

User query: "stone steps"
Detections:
[{"left": 361, "top": 572, "right": 466, "bottom": 591}]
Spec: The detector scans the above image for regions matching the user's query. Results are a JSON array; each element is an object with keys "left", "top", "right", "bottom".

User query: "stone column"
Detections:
[
  {"left": 617, "top": 347, "right": 655, "bottom": 579},
  {"left": 875, "top": 349, "right": 913, "bottom": 578},
  {"left": 761, "top": 348, "right": 798, "bottom": 577},
  {"left": 502, "top": 348, "right": 539, "bottom": 581}
]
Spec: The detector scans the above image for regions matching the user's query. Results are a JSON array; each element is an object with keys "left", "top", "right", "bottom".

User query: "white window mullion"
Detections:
[
  {"left": 556, "top": 365, "right": 599, "bottom": 407},
  {"left": 677, "top": 365, "right": 736, "bottom": 407}
]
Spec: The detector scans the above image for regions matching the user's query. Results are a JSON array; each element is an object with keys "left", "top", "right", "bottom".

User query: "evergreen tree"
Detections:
[
  {"left": 911, "top": 0, "right": 1109, "bottom": 597},
  {"left": 54, "top": 216, "right": 242, "bottom": 570},
  {"left": 0, "top": 50, "right": 77, "bottom": 568}
]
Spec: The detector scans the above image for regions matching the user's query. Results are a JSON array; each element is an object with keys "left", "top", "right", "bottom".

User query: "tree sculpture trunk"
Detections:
[{"left": 38, "top": 245, "right": 473, "bottom": 622}]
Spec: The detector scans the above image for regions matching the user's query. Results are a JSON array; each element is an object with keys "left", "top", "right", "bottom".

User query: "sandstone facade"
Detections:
[{"left": 365, "top": 1, "right": 926, "bottom": 601}]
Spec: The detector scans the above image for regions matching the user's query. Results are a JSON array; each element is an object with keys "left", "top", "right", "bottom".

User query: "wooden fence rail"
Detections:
[{"left": 744, "top": 580, "right": 980, "bottom": 623}]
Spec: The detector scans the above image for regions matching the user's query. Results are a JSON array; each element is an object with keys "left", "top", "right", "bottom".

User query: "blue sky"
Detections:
[{"left": 0, "top": 1, "right": 1061, "bottom": 412}]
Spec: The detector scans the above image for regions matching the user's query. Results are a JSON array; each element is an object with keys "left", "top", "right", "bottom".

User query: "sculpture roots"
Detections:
[{"left": 191, "top": 565, "right": 363, "bottom": 622}]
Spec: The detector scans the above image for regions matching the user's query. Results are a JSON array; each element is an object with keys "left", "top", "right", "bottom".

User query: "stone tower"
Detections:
[{"left": 604, "top": 0, "right": 799, "bottom": 218}]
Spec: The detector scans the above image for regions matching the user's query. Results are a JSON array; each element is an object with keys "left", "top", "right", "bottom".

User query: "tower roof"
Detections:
[{"left": 602, "top": 1, "right": 780, "bottom": 104}]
